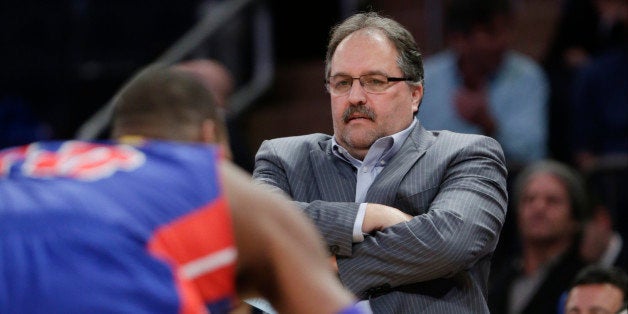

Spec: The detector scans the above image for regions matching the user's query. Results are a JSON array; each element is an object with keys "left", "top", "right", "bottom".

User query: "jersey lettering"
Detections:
[{"left": 0, "top": 141, "right": 145, "bottom": 180}]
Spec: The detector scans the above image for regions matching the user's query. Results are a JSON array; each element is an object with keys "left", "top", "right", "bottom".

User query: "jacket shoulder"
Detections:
[
  {"left": 262, "top": 133, "right": 331, "bottom": 152},
  {"left": 431, "top": 129, "right": 501, "bottom": 147}
]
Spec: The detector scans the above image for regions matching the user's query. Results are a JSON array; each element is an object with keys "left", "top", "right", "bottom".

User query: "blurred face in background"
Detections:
[
  {"left": 517, "top": 172, "right": 578, "bottom": 245},
  {"left": 450, "top": 15, "right": 511, "bottom": 88},
  {"left": 564, "top": 283, "right": 625, "bottom": 314}
]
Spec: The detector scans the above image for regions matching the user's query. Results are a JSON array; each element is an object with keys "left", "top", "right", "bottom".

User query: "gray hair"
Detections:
[
  {"left": 513, "top": 160, "right": 590, "bottom": 222},
  {"left": 324, "top": 11, "right": 424, "bottom": 87}
]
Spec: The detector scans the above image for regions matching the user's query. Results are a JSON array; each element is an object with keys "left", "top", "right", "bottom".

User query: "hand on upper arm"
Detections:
[{"left": 362, "top": 203, "right": 413, "bottom": 234}]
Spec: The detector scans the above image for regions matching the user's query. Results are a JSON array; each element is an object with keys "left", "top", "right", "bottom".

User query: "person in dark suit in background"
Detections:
[
  {"left": 252, "top": 11, "right": 508, "bottom": 314},
  {"left": 579, "top": 182, "right": 628, "bottom": 272},
  {"left": 543, "top": 0, "right": 627, "bottom": 164},
  {"left": 568, "top": 6, "right": 628, "bottom": 240},
  {"left": 488, "top": 160, "right": 589, "bottom": 314}
]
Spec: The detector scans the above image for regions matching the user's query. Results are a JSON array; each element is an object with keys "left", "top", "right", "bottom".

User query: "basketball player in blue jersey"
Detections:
[{"left": 0, "top": 65, "right": 370, "bottom": 314}]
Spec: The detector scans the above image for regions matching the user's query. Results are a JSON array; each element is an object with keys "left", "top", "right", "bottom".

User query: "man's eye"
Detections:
[
  {"left": 364, "top": 77, "right": 386, "bottom": 86},
  {"left": 335, "top": 79, "right": 351, "bottom": 87}
]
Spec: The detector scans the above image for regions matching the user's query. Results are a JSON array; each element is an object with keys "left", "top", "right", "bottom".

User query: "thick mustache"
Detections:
[{"left": 342, "top": 105, "right": 375, "bottom": 123}]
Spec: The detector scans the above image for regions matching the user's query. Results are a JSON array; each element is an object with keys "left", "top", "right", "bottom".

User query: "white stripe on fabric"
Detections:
[{"left": 180, "top": 247, "right": 237, "bottom": 279}]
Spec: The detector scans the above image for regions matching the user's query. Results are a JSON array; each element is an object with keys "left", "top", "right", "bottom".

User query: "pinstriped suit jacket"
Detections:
[{"left": 252, "top": 122, "right": 508, "bottom": 313}]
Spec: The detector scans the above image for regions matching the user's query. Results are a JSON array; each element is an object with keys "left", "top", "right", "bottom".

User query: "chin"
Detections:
[{"left": 344, "top": 136, "right": 376, "bottom": 150}]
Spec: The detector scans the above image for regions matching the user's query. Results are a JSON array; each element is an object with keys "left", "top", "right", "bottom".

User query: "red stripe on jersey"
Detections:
[{"left": 147, "top": 197, "right": 237, "bottom": 314}]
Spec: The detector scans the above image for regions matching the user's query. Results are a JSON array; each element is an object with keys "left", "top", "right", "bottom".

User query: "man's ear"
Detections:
[
  {"left": 200, "top": 119, "right": 217, "bottom": 144},
  {"left": 201, "top": 118, "right": 233, "bottom": 160},
  {"left": 412, "top": 84, "right": 424, "bottom": 114}
]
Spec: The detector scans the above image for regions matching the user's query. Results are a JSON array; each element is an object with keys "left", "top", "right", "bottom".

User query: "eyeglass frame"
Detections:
[{"left": 324, "top": 74, "right": 414, "bottom": 96}]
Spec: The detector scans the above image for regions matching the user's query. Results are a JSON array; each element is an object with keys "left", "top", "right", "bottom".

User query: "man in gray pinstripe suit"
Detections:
[{"left": 252, "top": 11, "right": 508, "bottom": 313}]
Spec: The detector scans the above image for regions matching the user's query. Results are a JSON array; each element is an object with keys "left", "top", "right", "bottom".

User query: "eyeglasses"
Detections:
[{"left": 325, "top": 74, "right": 413, "bottom": 96}]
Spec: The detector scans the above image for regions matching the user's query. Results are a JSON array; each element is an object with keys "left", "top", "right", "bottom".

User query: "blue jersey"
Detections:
[{"left": 0, "top": 140, "right": 236, "bottom": 314}]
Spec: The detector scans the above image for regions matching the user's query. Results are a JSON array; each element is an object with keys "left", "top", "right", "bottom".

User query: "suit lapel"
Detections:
[
  {"left": 365, "top": 124, "right": 435, "bottom": 204},
  {"left": 310, "top": 139, "right": 357, "bottom": 202}
]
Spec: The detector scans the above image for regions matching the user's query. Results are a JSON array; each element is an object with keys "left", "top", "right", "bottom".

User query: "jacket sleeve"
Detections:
[
  {"left": 338, "top": 135, "right": 508, "bottom": 296},
  {"left": 252, "top": 138, "right": 359, "bottom": 257}
]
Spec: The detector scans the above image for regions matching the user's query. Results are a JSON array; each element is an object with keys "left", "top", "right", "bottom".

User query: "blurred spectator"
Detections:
[
  {"left": 571, "top": 47, "right": 628, "bottom": 171},
  {"left": 488, "top": 160, "right": 589, "bottom": 314},
  {"left": 579, "top": 198, "right": 628, "bottom": 272},
  {"left": 543, "top": 0, "right": 627, "bottom": 164},
  {"left": 561, "top": 265, "right": 628, "bottom": 314},
  {"left": 418, "top": 0, "right": 550, "bottom": 268},
  {"left": 175, "top": 59, "right": 235, "bottom": 111},
  {"left": 174, "top": 59, "right": 254, "bottom": 172},
  {"left": 418, "top": 0, "right": 549, "bottom": 171},
  {"left": 569, "top": 1, "right": 628, "bottom": 241}
]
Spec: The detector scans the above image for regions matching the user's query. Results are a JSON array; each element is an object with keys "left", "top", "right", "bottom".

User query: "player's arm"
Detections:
[{"left": 219, "top": 161, "right": 365, "bottom": 314}]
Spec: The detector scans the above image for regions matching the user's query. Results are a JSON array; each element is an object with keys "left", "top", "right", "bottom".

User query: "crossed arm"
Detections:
[
  {"left": 253, "top": 135, "right": 508, "bottom": 296},
  {"left": 219, "top": 161, "right": 363, "bottom": 313}
]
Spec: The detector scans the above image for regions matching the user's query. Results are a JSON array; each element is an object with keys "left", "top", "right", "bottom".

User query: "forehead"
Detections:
[
  {"left": 330, "top": 28, "right": 400, "bottom": 75},
  {"left": 566, "top": 284, "right": 625, "bottom": 311},
  {"left": 523, "top": 173, "right": 568, "bottom": 195}
]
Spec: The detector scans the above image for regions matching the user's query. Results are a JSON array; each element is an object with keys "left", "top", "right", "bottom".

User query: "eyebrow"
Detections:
[{"left": 329, "top": 70, "right": 390, "bottom": 77}]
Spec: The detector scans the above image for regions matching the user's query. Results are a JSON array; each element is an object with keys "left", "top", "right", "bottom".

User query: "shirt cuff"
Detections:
[{"left": 353, "top": 203, "right": 367, "bottom": 242}]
